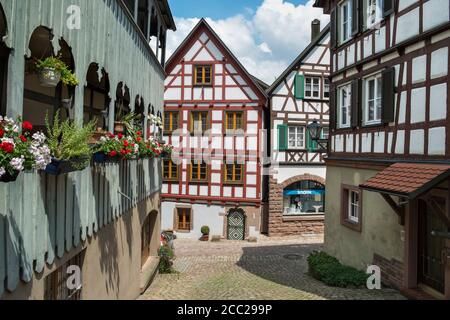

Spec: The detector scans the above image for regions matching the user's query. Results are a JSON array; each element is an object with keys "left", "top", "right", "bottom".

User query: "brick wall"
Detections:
[
  {"left": 373, "top": 253, "right": 404, "bottom": 289},
  {"left": 268, "top": 175, "right": 325, "bottom": 237}
]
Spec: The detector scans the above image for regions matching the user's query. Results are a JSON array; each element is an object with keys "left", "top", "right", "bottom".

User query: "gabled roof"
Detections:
[
  {"left": 267, "top": 24, "right": 330, "bottom": 95},
  {"left": 165, "top": 18, "right": 268, "bottom": 100}
]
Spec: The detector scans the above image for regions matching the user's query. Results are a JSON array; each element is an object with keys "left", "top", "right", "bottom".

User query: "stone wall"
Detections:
[{"left": 268, "top": 174, "right": 325, "bottom": 237}]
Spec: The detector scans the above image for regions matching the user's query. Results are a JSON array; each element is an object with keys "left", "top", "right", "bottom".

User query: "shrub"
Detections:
[
  {"left": 158, "top": 245, "right": 175, "bottom": 274},
  {"left": 201, "top": 226, "right": 210, "bottom": 235},
  {"left": 307, "top": 251, "right": 369, "bottom": 288}
]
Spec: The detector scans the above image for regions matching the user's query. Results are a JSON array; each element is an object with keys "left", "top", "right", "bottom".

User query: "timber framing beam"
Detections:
[{"left": 381, "top": 193, "right": 405, "bottom": 225}]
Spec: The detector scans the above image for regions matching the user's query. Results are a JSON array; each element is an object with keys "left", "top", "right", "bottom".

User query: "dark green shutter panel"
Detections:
[
  {"left": 383, "top": 0, "right": 395, "bottom": 17},
  {"left": 351, "top": 0, "right": 361, "bottom": 36},
  {"left": 331, "top": 9, "right": 337, "bottom": 49},
  {"left": 307, "top": 130, "right": 318, "bottom": 152},
  {"left": 278, "top": 124, "right": 288, "bottom": 151},
  {"left": 294, "top": 75, "right": 305, "bottom": 99},
  {"left": 351, "top": 79, "right": 361, "bottom": 128},
  {"left": 330, "top": 87, "right": 337, "bottom": 130},
  {"left": 382, "top": 67, "right": 395, "bottom": 124}
]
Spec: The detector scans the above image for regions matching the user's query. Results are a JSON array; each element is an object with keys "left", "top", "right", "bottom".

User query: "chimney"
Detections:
[{"left": 311, "top": 19, "right": 321, "bottom": 41}]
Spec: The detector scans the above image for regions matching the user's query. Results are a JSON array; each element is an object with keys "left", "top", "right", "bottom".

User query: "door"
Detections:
[
  {"left": 227, "top": 209, "right": 245, "bottom": 240},
  {"left": 418, "top": 199, "right": 447, "bottom": 294}
]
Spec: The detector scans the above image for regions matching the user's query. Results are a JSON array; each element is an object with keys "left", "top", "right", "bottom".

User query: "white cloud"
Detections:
[{"left": 166, "top": 0, "right": 329, "bottom": 85}]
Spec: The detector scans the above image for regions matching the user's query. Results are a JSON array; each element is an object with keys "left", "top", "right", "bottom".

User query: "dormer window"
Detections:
[{"left": 194, "top": 65, "right": 213, "bottom": 86}]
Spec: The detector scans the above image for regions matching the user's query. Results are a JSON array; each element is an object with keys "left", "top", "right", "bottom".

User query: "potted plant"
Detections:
[
  {"left": 0, "top": 117, "right": 52, "bottom": 183},
  {"left": 200, "top": 226, "right": 210, "bottom": 241},
  {"left": 114, "top": 112, "right": 139, "bottom": 135},
  {"left": 94, "top": 131, "right": 139, "bottom": 163},
  {"left": 160, "top": 142, "right": 173, "bottom": 158},
  {"left": 44, "top": 111, "right": 96, "bottom": 175},
  {"left": 36, "top": 55, "right": 79, "bottom": 88}
]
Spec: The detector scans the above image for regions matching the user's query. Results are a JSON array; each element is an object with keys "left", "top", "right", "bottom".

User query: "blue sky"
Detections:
[
  {"left": 166, "top": 0, "right": 328, "bottom": 83},
  {"left": 168, "top": 0, "right": 308, "bottom": 20}
]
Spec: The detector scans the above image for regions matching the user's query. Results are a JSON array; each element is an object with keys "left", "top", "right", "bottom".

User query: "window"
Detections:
[
  {"left": 194, "top": 65, "right": 212, "bottom": 85},
  {"left": 337, "top": 84, "right": 352, "bottom": 128},
  {"left": 190, "top": 111, "right": 209, "bottom": 134},
  {"left": 305, "top": 77, "right": 321, "bottom": 99},
  {"left": 224, "top": 163, "right": 244, "bottom": 184},
  {"left": 163, "top": 159, "right": 179, "bottom": 181},
  {"left": 190, "top": 161, "right": 208, "bottom": 182},
  {"left": 288, "top": 126, "right": 306, "bottom": 149},
  {"left": 44, "top": 251, "right": 85, "bottom": 300},
  {"left": 348, "top": 191, "right": 359, "bottom": 223},
  {"left": 363, "top": 74, "right": 382, "bottom": 125},
  {"left": 283, "top": 180, "right": 325, "bottom": 216},
  {"left": 366, "top": 0, "right": 383, "bottom": 28},
  {"left": 324, "top": 79, "right": 330, "bottom": 99},
  {"left": 322, "top": 127, "right": 330, "bottom": 140},
  {"left": 341, "top": 185, "right": 362, "bottom": 232},
  {"left": 225, "top": 112, "right": 244, "bottom": 132},
  {"left": 164, "top": 111, "right": 179, "bottom": 132},
  {"left": 177, "top": 208, "right": 192, "bottom": 231},
  {"left": 141, "top": 213, "right": 156, "bottom": 267},
  {"left": 339, "top": 0, "right": 352, "bottom": 44}
]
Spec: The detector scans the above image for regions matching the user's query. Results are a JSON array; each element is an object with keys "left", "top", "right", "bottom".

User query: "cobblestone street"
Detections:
[{"left": 140, "top": 236, "right": 405, "bottom": 300}]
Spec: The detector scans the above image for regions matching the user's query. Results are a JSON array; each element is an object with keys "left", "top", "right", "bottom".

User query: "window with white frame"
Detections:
[
  {"left": 366, "top": 0, "right": 383, "bottom": 28},
  {"left": 324, "top": 78, "right": 330, "bottom": 99},
  {"left": 339, "top": 0, "right": 352, "bottom": 44},
  {"left": 337, "top": 84, "right": 351, "bottom": 128},
  {"left": 305, "top": 77, "right": 321, "bottom": 99},
  {"left": 348, "top": 190, "right": 359, "bottom": 223},
  {"left": 363, "top": 73, "right": 382, "bottom": 125},
  {"left": 288, "top": 126, "right": 306, "bottom": 149},
  {"left": 322, "top": 127, "right": 330, "bottom": 140}
]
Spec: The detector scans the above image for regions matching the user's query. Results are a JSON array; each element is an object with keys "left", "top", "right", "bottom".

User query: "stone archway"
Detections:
[{"left": 281, "top": 174, "right": 326, "bottom": 189}]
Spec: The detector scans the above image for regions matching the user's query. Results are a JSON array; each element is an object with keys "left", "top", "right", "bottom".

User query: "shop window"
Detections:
[
  {"left": 44, "top": 250, "right": 85, "bottom": 300},
  {"left": 283, "top": 180, "right": 325, "bottom": 216}
]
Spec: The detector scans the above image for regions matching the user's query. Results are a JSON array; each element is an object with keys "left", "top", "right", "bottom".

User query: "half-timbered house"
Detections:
[
  {"left": 266, "top": 20, "right": 330, "bottom": 237},
  {"left": 315, "top": 0, "right": 450, "bottom": 299},
  {"left": 162, "top": 19, "right": 268, "bottom": 240},
  {"left": 0, "top": 0, "right": 175, "bottom": 300}
]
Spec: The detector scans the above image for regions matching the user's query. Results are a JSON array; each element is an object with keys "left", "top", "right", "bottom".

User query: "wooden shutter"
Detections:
[
  {"left": 351, "top": 0, "right": 361, "bottom": 36},
  {"left": 382, "top": 67, "right": 395, "bottom": 124},
  {"left": 330, "top": 8, "right": 337, "bottom": 49},
  {"left": 294, "top": 75, "right": 305, "bottom": 99},
  {"left": 330, "top": 87, "right": 337, "bottom": 130},
  {"left": 278, "top": 124, "right": 288, "bottom": 151},
  {"left": 351, "top": 79, "right": 361, "bottom": 128},
  {"left": 383, "top": 0, "right": 395, "bottom": 17}
]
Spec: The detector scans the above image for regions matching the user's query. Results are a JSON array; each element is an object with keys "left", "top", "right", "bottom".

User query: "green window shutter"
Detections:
[
  {"left": 278, "top": 124, "right": 288, "bottom": 151},
  {"left": 294, "top": 75, "right": 305, "bottom": 100},
  {"left": 306, "top": 130, "right": 318, "bottom": 152}
]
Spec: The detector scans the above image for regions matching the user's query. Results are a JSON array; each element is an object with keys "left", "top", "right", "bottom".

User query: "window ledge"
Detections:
[
  {"left": 341, "top": 219, "right": 362, "bottom": 232},
  {"left": 282, "top": 215, "right": 325, "bottom": 222}
]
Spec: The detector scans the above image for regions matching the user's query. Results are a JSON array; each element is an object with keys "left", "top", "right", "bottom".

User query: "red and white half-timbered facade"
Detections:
[{"left": 161, "top": 19, "right": 268, "bottom": 240}]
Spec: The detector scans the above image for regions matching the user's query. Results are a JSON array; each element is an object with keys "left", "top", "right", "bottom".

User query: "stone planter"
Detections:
[{"left": 38, "top": 67, "right": 61, "bottom": 87}]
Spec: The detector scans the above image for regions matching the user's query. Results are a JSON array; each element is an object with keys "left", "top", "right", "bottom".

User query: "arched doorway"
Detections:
[
  {"left": 283, "top": 180, "right": 325, "bottom": 216},
  {"left": 227, "top": 209, "right": 246, "bottom": 240},
  {"left": 83, "top": 63, "right": 110, "bottom": 130},
  {"left": 23, "top": 27, "right": 76, "bottom": 130},
  {"left": 0, "top": 3, "right": 9, "bottom": 116}
]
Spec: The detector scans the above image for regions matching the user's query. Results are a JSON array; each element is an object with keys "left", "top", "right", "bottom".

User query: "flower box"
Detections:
[
  {"left": 44, "top": 157, "right": 89, "bottom": 175},
  {"left": 93, "top": 152, "right": 121, "bottom": 164},
  {"left": 0, "top": 171, "right": 19, "bottom": 183}
]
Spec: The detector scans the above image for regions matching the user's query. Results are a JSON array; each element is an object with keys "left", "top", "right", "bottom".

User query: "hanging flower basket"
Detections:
[
  {"left": 93, "top": 151, "right": 121, "bottom": 164},
  {"left": 38, "top": 67, "right": 61, "bottom": 88},
  {"left": 0, "top": 170, "right": 20, "bottom": 183},
  {"left": 44, "top": 157, "right": 89, "bottom": 175}
]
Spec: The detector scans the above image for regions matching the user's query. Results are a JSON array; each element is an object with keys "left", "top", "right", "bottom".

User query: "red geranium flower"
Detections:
[
  {"left": 1, "top": 142, "right": 14, "bottom": 153},
  {"left": 136, "top": 137, "right": 142, "bottom": 142},
  {"left": 109, "top": 151, "right": 118, "bottom": 157},
  {"left": 108, "top": 132, "right": 115, "bottom": 139},
  {"left": 123, "top": 140, "right": 129, "bottom": 147},
  {"left": 117, "top": 133, "right": 124, "bottom": 140},
  {"left": 137, "top": 131, "right": 142, "bottom": 136},
  {"left": 0, "top": 129, "right": 4, "bottom": 138},
  {"left": 120, "top": 149, "right": 127, "bottom": 155},
  {"left": 20, "top": 135, "right": 27, "bottom": 142},
  {"left": 22, "top": 121, "right": 33, "bottom": 131}
]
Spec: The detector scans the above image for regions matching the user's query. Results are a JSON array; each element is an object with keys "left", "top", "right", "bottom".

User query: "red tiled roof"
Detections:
[{"left": 360, "top": 163, "right": 450, "bottom": 198}]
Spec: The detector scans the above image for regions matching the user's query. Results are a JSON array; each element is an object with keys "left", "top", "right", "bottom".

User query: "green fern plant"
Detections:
[{"left": 45, "top": 110, "right": 96, "bottom": 169}]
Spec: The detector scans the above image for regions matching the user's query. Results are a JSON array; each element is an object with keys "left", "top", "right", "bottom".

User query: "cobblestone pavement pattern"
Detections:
[{"left": 140, "top": 235, "right": 405, "bottom": 300}]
